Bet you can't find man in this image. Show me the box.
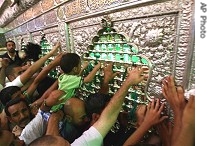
[61,97,90,143]
[19,62,118,144]
[0,40,24,66]
[0,42,61,137]
[4,41,60,89]
[29,65,150,145]
[85,93,137,146]
[0,52,62,108]
[4,97,34,137]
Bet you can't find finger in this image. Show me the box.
[158,102,165,113]
[151,99,155,109]
[187,95,195,107]
[155,98,160,111]
[112,72,120,78]
[169,76,177,95]
[147,102,151,110]
[159,116,168,123]
[176,86,185,102]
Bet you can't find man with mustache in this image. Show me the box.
[4,97,34,137]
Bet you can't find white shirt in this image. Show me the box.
[5,76,23,88]
[71,126,103,146]
[19,109,47,145]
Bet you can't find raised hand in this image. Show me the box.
[162,76,186,112]
[103,62,120,83]
[143,99,168,126]
[162,75,187,144]
[49,42,61,56]
[126,66,149,86]
[50,52,65,66]
[135,104,147,127]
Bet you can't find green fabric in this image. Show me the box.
[51,74,83,112]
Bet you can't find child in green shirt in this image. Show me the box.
[51,53,101,112]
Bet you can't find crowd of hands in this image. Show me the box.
[0,42,195,146]
[46,43,195,146]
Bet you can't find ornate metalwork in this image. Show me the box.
[87,0,123,10]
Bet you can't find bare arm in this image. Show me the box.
[0,58,9,87]
[83,62,101,83]
[93,66,148,137]
[162,76,186,144]
[99,62,120,94]
[30,80,59,115]
[20,42,61,85]
[123,99,167,146]
[79,61,89,76]
[45,110,64,136]
[172,95,195,146]
[156,121,172,146]
[26,53,63,97]
[40,89,64,112]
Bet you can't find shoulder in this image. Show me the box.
[0,52,8,57]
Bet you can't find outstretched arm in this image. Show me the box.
[123,99,168,146]
[45,110,64,136]
[40,89,64,112]
[0,58,9,87]
[172,95,195,146]
[162,76,186,144]
[83,62,101,83]
[93,66,148,137]
[26,53,63,98]
[99,62,120,94]
[20,42,61,85]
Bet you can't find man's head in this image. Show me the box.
[5,64,24,81]
[0,129,25,146]
[6,40,16,54]
[60,53,81,74]
[5,97,32,128]
[29,135,69,146]
[85,93,112,125]
[25,42,42,61]
[0,86,23,106]
[64,97,89,127]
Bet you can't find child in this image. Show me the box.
[50,53,101,112]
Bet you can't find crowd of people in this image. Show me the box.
[0,40,195,146]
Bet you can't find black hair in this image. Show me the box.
[25,42,42,61]
[0,86,21,106]
[60,53,81,73]
[5,64,19,78]
[85,93,112,118]
[5,40,15,46]
[4,97,29,117]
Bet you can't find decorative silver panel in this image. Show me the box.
[70,15,178,100]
